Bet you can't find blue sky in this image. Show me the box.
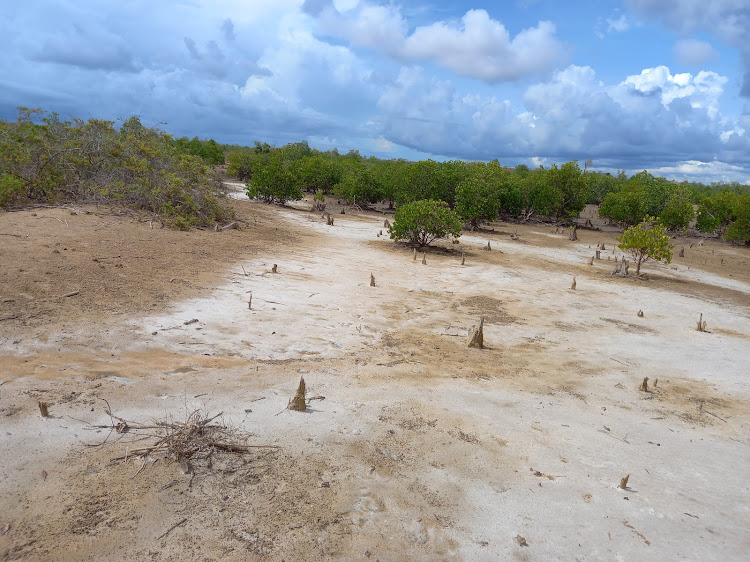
[1,0,748,183]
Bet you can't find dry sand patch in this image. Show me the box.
[1,198,749,560]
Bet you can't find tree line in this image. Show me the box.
[2,108,748,243]
[227,141,749,244]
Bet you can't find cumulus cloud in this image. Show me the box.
[625,0,750,96]
[673,39,720,67]
[376,64,749,169]
[314,4,570,82]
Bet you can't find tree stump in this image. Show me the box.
[615,259,629,276]
[588,256,594,265]
[340,208,345,214]
[271,264,278,274]
[248,292,253,310]
[653,378,658,388]
[696,313,707,332]
[461,252,465,266]
[379,230,383,236]
[467,316,484,349]
[595,250,601,260]
[486,240,491,250]
[413,248,417,261]
[571,276,577,290]
[326,214,334,226]
[289,377,306,411]
[569,226,578,241]
[638,377,649,392]
[637,309,643,317]
[601,243,605,250]
[370,273,375,287]
[38,401,49,418]
[384,219,390,228]
[619,475,630,489]
[679,247,684,257]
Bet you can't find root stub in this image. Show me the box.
[289,376,307,411]
[467,316,485,349]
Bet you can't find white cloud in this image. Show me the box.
[606,14,631,33]
[625,0,750,96]
[315,5,570,82]
[595,11,634,38]
[673,39,720,67]
[376,64,749,170]
[622,66,727,118]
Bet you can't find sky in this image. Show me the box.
[1,0,749,184]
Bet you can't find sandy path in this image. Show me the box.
[1,201,749,560]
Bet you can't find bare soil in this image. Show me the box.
[1,195,749,561]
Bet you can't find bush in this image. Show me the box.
[617,217,673,275]
[0,109,233,228]
[388,199,462,247]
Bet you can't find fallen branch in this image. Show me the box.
[158,518,187,540]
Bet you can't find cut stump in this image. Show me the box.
[467,316,485,349]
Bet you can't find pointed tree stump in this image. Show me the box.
[248,292,253,310]
[601,243,605,250]
[468,316,484,349]
[38,401,49,417]
[639,377,649,392]
[637,309,644,317]
[571,276,577,290]
[619,474,630,489]
[486,240,491,250]
[370,273,375,287]
[596,250,601,260]
[461,252,465,266]
[696,313,707,332]
[271,264,278,274]
[289,376,306,411]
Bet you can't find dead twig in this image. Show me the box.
[157,518,187,540]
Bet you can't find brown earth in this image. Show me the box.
[1,196,749,561]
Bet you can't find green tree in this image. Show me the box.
[659,186,694,230]
[724,194,750,244]
[246,151,302,204]
[388,199,462,247]
[617,217,674,276]
[454,162,502,229]
[549,160,588,219]
[333,164,382,205]
[696,190,736,234]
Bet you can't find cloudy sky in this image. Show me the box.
[1,0,749,183]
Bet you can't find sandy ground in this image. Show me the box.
[1,194,749,561]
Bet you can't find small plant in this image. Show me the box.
[617,217,673,276]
